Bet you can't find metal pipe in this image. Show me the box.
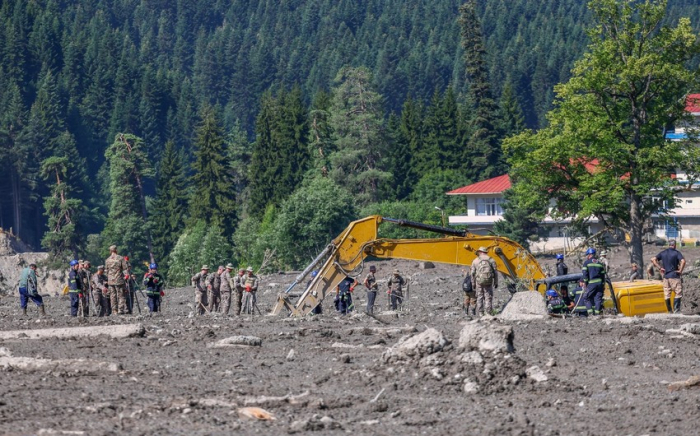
[382,217,467,237]
[284,244,334,294]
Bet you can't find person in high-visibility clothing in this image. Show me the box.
[582,248,606,316]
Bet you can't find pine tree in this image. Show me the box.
[151,140,189,269]
[308,90,334,177]
[39,156,83,259]
[459,0,503,180]
[499,81,526,139]
[329,66,391,205]
[102,134,155,266]
[189,105,236,235]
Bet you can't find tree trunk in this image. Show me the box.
[628,195,645,269]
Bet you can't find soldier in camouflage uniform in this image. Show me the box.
[363,265,379,314]
[105,245,130,315]
[92,265,110,317]
[220,264,234,315]
[78,261,92,317]
[207,265,223,313]
[233,267,246,316]
[123,256,137,314]
[191,265,209,315]
[241,266,259,314]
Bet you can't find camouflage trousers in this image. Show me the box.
[463,291,477,316]
[108,284,128,315]
[96,290,111,317]
[241,291,254,314]
[195,289,208,315]
[475,284,494,316]
[234,289,243,316]
[220,291,231,315]
[208,289,221,313]
[78,292,89,317]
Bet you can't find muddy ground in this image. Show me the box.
[2,246,700,435]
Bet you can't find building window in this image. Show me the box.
[476,197,504,216]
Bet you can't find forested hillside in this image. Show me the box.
[1,0,699,277]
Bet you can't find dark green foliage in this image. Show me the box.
[189,106,237,235]
[459,0,503,180]
[39,156,84,259]
[151,141,189,271]
[102,134,154,266]
[273,177,356,268]
[492,189,544,249]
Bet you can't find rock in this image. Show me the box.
[668,375,700,391]
[526,365,548,382]
[458,321,514,354]
[287,349,296,361]
[459,351,484,365]
[419,261,435,269]
[382,328,449,362]
[463,379,479,394]
[209,335,262,348]
[546,358,556,367]
[498,291,547,321]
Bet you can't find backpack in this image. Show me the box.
[462,275,473,293]
[475,258,495,286]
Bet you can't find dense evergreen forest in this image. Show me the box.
[1,0,700,280]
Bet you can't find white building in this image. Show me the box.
[446,94,700,249]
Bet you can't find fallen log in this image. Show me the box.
[0,347,120,373]
[0,324,145,341]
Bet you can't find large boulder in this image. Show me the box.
[382,328,449,362]
[458,321,514,354]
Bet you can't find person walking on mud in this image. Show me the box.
[19,263,45,316]
[471,247,498,316]
[652,239,686,313]
[68,260,83,317]
[582,248,606,316]
[92,265,110,316]
[105,245,130,315]
[220,264,234,315]
[387,270,406,311]
[143,263,164,313]
[191,265,210,315]
[363,265,379,314]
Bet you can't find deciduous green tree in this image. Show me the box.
[504,0,700,267]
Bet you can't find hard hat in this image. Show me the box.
[477,246,488,254]
[149,263,158,270]
[600,250,608,256]
[556,254,564,260]
[201,265,209,270]
[311,270,318,278]
[586,248,596,255]
[97,265,104,270]
[69,260,79,267]
[546,290,558,298]
[246,266,254,272]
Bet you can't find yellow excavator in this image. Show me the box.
[271,215,668,318]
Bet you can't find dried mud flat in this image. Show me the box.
[2,253,700,435]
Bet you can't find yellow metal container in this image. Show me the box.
[609,280,669,317]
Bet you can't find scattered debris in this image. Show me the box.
[526,365,548,382]
[237,407,276,421]
[668,375,700,391]
[289,414,341,433]
[242,390,311,407]
[0,324,145,340]
[287,349,296,361]
[208,335,262,348]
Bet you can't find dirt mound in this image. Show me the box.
[0,232,65,296]
[499,291,548,321]
[0,231,33,256]
[379,321,548,396]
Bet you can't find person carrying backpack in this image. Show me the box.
[461,270,476,315]
[470,247,498,316]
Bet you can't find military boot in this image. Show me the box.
[40,305,46,317]
[673,298,682,314]
[22,307,27,316]
[665,299,673,313]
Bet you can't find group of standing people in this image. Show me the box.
[547,240,686,316]
[67,245,165,317]
[191,264,259,316]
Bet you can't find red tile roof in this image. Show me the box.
[446,174,511,195]
[686,94,700,113]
